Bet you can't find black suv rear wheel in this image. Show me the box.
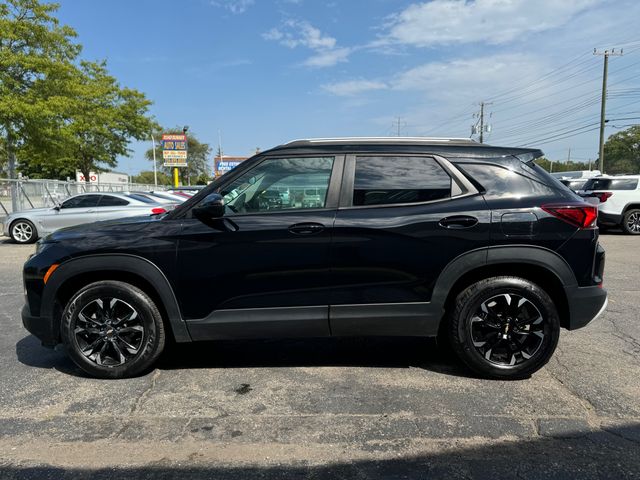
[61,281,165,379]
[449,276,560,380]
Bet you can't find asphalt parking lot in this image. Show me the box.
[0,233,639,479]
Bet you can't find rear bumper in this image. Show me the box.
[21,304,57,347]
[564,285,608,330]
[598,211,622,226]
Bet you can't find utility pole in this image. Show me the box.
[594,48,623,173]
[472,102,492,143]
[567,147,571,164]
[151,134,157,188]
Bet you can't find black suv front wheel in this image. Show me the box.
[449,276,560,380]
[61,281,166,378]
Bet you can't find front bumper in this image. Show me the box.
[564,285,608,330]
[21,304,57,347]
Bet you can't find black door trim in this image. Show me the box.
[329,302,440,337]
[186,305,330,340]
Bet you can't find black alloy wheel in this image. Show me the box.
[449,276,560,380]
[470,293,545,367]
[61,281,165,378]
[74,297,145,367]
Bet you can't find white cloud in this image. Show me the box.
[263,20,350,67]
[304,48,351,68]
[382,0,597,46]
[392,54,542,97]
[322,79,388,96]
[210,0,254,15]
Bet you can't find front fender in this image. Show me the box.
[41,254,191,343]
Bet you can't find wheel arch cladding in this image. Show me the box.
[42,254,191,343]
[432,246,575,330]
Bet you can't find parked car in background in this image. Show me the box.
[560,178,590,192]
[553,170,601,193]
[168,186,204,198]
[579,175,640,234]
[3,192,168,244]
[22,137,606,380]
[129,191,185,205]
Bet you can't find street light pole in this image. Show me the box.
[151,134,157,189]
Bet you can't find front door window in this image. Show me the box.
[219,157,334,214]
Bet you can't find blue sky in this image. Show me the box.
[55,0,640,175]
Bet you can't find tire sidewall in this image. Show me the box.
[453,278,560,379]
[10,219,37,244]
[61,282,164,379]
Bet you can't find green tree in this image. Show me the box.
[131,170,172,186]
[21,60,159,182]
[146,128,211,185]
[0,0,80,183]
[534,157,592,173]
[603,126,640,174]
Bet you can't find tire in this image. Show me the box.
[61,281,166,379]
[10,219,38,244]
[622,209,640,235]
[448,276,560,380]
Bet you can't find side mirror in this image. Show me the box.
[193,193,225,222]
[53,205,61,211]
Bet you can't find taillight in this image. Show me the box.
[541,203,598,229]
[594,192,613,203]
[151,207,167,215]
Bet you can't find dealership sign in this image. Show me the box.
[162,134,188,167]
[217,161,243,172]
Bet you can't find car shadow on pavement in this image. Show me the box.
[1,422,639,479]
[15,335,87,377]
[16,334,478,379]
[156,336,477,378]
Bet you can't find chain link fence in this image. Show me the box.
[0,178,168,217]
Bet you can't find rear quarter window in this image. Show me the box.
[456,163,555,199]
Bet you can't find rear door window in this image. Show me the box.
[352,156,452,206]
[98,195,129,207]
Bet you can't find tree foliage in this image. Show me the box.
[0,0,80,176]
[603,126,640,174]
[534,157,593,173]
[131,170,172,186]
[1,0,157,181]
[145,128,212,185]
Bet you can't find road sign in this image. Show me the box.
[162,134,188,167]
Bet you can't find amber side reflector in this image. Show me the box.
[43,264,59,284]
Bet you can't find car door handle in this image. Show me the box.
[288,222,325,235]
[438,215,478,229]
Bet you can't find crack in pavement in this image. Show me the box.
[130,369,161,416]
[604,315,640,358]
[546,346,599,427]
[114,370,162,439]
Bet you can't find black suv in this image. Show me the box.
[22,138,607,379]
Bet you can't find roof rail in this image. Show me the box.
[283,136,478,145]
